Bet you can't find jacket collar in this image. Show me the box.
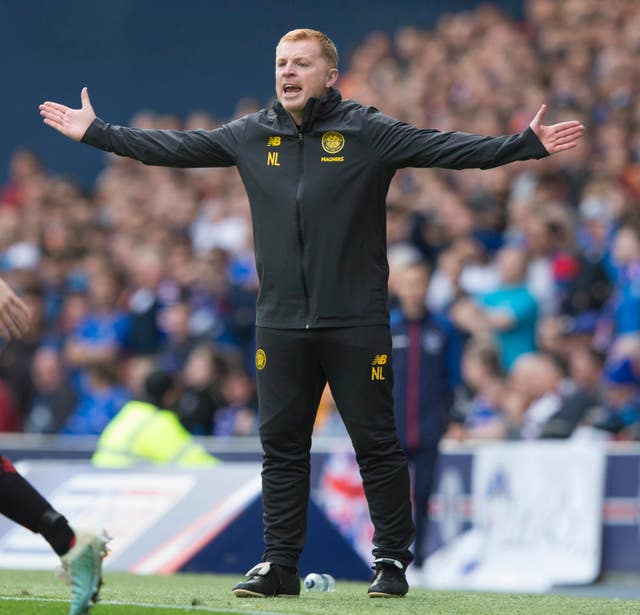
[273,87,342,133]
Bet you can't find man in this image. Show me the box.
[39,28,583,598]
[390,260,461,577]
[0,278,108,615]
[452,246,539,369]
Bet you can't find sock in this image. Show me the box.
[37,509,76,556]
[0,455,75,556]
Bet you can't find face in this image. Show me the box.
[497,247,527,285]
[275,39,338,121]
[612,228,640,265]
[395,265,430,309]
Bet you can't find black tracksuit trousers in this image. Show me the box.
[256,325,415,569]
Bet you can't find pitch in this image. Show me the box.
[0,570,638,614]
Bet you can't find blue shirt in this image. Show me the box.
[478,285,538,369]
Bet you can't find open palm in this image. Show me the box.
[39,87,96,142]
[529,104,584,155]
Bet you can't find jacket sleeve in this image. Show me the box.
[81,116,246,167]
[366,108,549,170]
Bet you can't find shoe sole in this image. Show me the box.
[232,589,299,598]
[368,591,406,598]
[86,533,110,604]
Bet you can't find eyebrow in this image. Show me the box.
[276,53,313,62]
[275,53,314,64]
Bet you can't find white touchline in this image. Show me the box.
[0,595,305,615]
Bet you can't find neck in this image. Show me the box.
[402,303,426,321]
[289,110,303,126]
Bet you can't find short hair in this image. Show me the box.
[277,29,339,69]
[464,340,503,378]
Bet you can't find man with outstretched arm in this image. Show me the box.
[40,28,583,598]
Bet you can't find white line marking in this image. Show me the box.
[0,595,304,614]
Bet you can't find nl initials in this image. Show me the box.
[267,151,281,166]
[371,366,385,381]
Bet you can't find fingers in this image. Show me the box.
[546,130,584,153]
[1,314,22,340]
[43,118,65,133]
[551,126,584,144]
[554,135,581,147]
[81,86,90,109]
[40,101,70,114]
[0,295,31,340]
[531,103,547,127]
[39,106,65,123]
[9,296,31,335]
[548,135,583,153]
[550,121,584,133]
[552,142,579,153]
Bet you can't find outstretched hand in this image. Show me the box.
[0,278,31,341]
[39,87,96,142]
[529,104,584,155]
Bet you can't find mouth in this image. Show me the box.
[282,84,303,98]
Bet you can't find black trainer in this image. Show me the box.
[232,562,300,598]
[368,558,409,598]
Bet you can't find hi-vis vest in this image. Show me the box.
[92,401,219,468]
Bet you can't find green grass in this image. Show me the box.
[0,570,638,615]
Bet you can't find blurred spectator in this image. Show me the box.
[390,260,461,570]
[93,368,218,467]
[505,352,564,439]
[603,223,640,339]
[62,363,130,435]
[214,368,258,436]
[63,267,131,375]
[0,378,20,432]
[540,345,605,438]
[0,149,43,208]
[586,352,640,439]
[452,340,507,440]
[176,343,226,435]
[0,282,48,416]
[156,299,201,373]
[124,244,167,355]
[453,246,538,369]
[23,346,77,434]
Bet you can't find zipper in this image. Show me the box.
[295,130,311,328]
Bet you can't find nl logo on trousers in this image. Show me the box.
[371,354,387,381]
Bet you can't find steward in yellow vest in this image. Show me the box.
[92,370,218,468]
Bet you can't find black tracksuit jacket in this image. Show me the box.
[82,88,548,329]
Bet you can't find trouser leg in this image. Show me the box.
[319,326,415,567]
[410,446,439,567]
[255,328,325,568]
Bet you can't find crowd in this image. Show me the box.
[1,0,640,442]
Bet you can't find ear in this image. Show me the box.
[326,67,339,88]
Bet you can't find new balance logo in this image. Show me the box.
[267,136,281,147]
[371,354,387,380]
